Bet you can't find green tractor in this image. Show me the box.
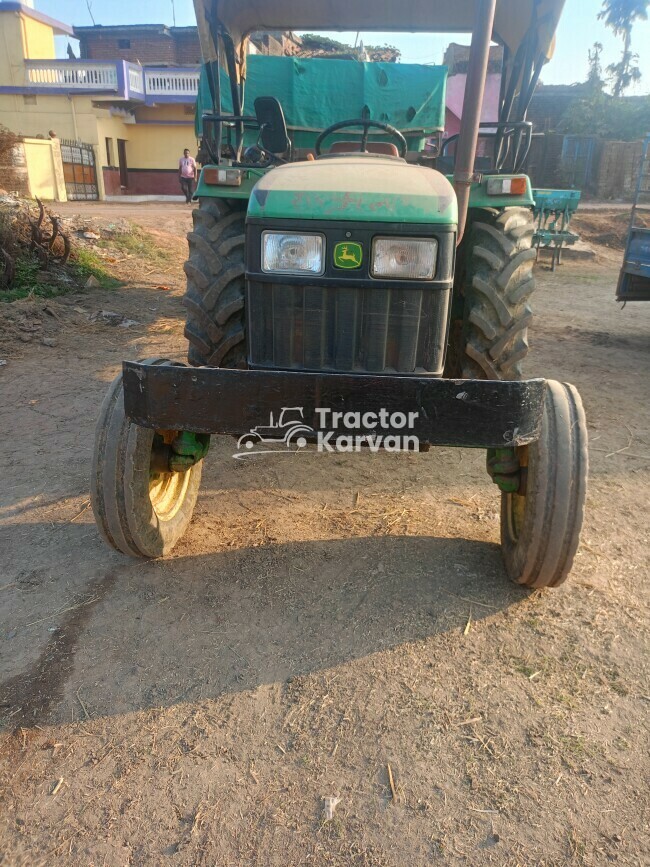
[91,0,588,590]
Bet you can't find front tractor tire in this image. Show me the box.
[91,360,203,558]
[500,380,588,589]
[449,207,536,380]
[183,198,247,368]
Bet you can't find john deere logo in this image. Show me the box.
[334,241,363,269]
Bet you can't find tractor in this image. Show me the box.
[91,0,588,590]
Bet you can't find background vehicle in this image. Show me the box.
[91,0,588,590]
[617,134,650,303]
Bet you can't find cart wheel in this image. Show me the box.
[91,359,203,558]
[500,380,588,588]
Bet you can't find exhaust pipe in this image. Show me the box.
[453,0,497,244]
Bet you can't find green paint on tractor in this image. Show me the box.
[195,165,534,219]
[246,155,459,225]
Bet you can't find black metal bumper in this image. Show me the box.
[122,362,546,449]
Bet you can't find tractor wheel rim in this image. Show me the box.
[149,469,191,521]
[506,491,526,542]
[505,444,529,542]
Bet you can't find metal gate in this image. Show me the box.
[60,139,98,201]
[559,136,596,190]
[617,135,650,302]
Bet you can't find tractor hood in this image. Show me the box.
[247,156,458,225]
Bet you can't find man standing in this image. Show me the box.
[179,148,197,204]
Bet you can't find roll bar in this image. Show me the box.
[197,0,563,240]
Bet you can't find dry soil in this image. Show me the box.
[0,203,649,866]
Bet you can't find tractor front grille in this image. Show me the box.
[245,219,456,376]
[247,282,451,374]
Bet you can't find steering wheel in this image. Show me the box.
[315,119,408,158]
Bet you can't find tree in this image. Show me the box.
[598,0,649,96]
[587,42,605,93]
[560,91,650,140]
[299,33,401,62]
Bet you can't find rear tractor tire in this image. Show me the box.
[183,197,247,368]
[499,380,588,589]
[447,206,536,380]
[91,359,203,558]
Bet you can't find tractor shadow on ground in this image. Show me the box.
[560,327,650,353]
[0,522,529,729]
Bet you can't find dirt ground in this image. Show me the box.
[1,203,649,866]
[571,209,650,253]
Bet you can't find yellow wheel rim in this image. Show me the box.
[149,431,192,521]
[149,470,191,521]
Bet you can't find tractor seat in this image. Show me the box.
[329,141,400,157]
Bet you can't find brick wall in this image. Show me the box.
[78,28,201,66]
[102,168,182,196]
[172,30,202,65]
[251,33,285,56]
[594,140,644,199]
[80,31,176,65]
[0,142,30,197]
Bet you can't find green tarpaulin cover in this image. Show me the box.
[196,56,447,150]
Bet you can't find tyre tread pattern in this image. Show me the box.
[461,207,536,380]
[183,198,247,367]
[501,380,588,589]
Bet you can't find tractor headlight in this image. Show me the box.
[262,232,325,275]
[371,237,437,280]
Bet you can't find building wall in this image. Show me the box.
[114,169,181,196]
[134,103,195,124]
[0,136,66,200]
[126,123,195,169]
[23,136,66,200]
[77,28,202,66]
[96,112,130,195]
[95,106,197,196]
[173,29,202,65]
[594,140,644,199]
[119,119,197,195]
[101,166,121,195]
[95,111,130,179]
[0,92,100,143]
[0,11,27,87]
[0,140,29,195]
[81,30,176,65]
[20,14,55,60]
[95,107,196,169]
[0,10,57,86]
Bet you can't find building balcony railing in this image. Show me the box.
[26,60,119,90]
[144,67,200,99]
[17,60,197,103]
[127,63,145,98]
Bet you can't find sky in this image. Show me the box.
[37,0,650,95]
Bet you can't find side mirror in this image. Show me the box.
[254,96,290,155]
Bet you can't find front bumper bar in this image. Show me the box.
[122,363,546,448]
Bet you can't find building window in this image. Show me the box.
[117,39,131,49]
[105,137,114,166]
[23,94,37,105]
